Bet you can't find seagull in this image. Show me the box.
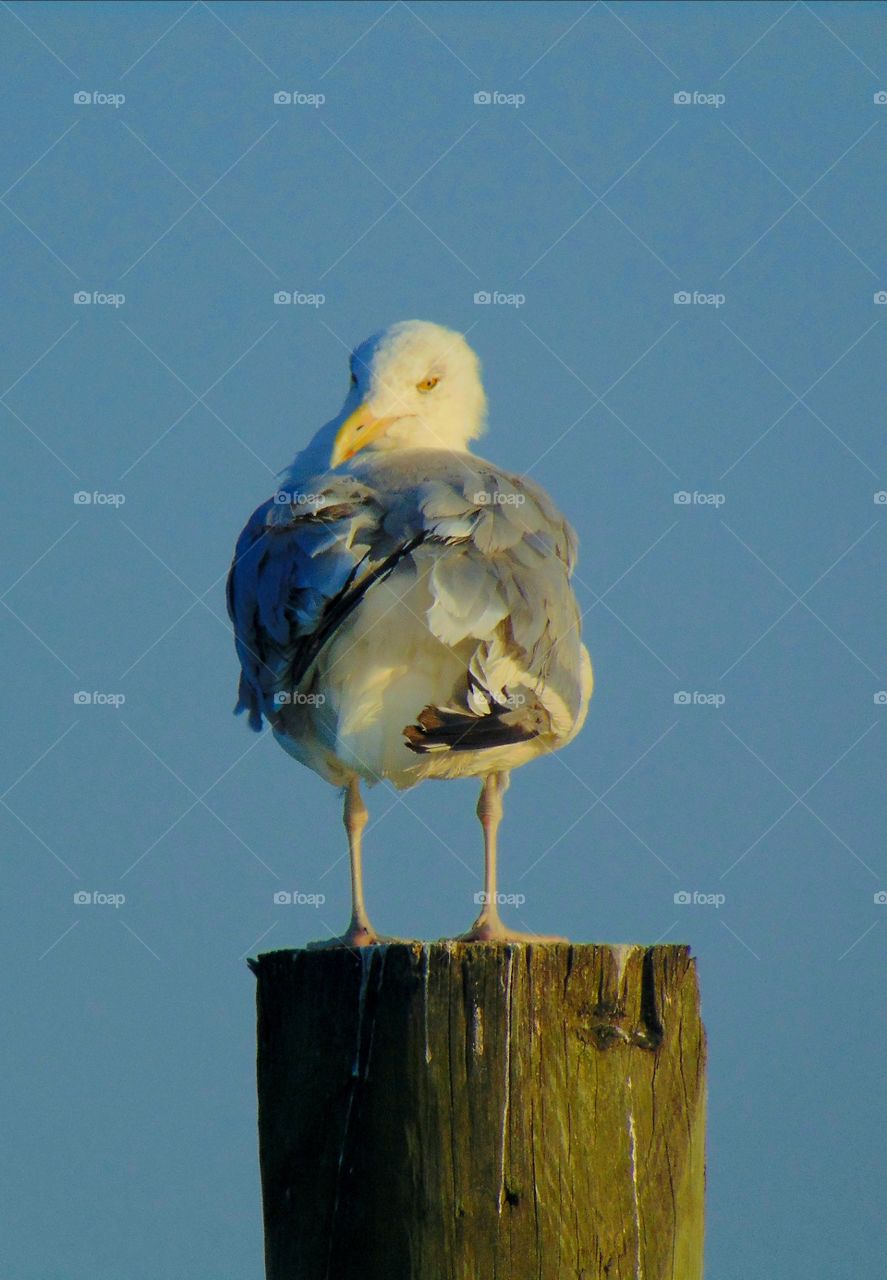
[227,321,592,946]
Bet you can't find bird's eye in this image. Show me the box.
[417,376,440,392]
[350,372,358,386]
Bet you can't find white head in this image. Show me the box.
[330,320,486,467]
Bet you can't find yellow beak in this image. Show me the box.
[330,403,397,468]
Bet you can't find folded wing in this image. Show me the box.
[227,454,591,759]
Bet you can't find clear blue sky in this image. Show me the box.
[2,3,885,1277]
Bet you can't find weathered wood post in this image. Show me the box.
[250,942,705,1280]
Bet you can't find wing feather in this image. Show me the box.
[228,451,591,755]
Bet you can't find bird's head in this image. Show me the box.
[330,320,487,468]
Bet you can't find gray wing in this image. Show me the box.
[226,477,418,731]
[395,456,591,753]
[227,454,591,752]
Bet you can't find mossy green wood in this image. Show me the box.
[252,942,706,1280]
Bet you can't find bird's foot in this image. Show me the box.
[454,915,567,944]
[307,920,409,950]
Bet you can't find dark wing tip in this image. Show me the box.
[403,703,541,755]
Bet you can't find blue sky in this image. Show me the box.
[1,3,885,1277]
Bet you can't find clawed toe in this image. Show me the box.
[307,920,378,949]
[454,916,567,944]
[307,923,413,950]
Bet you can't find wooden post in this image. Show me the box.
[250,942,706,1280]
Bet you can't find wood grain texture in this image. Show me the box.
[251,942,706,1280]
